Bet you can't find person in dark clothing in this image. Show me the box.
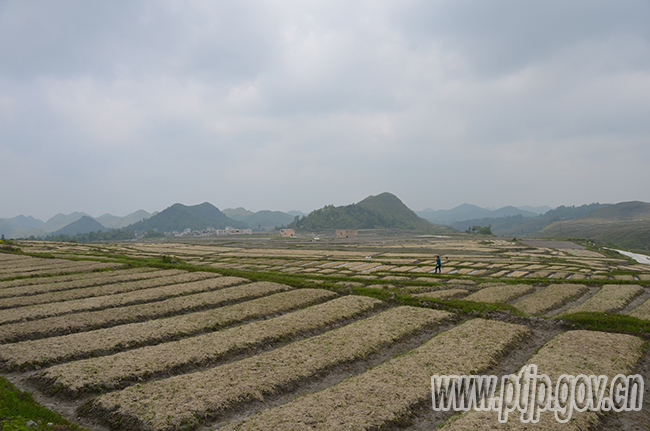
[434,255,442,273]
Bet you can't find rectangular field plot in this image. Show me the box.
[0,257,119,279]
[0,289,335,370]
[439,330,645,430]
[465,284,535,304]
[35,295,385,395]
[412,289,469,299]
[507,270,529,278]
[627,288,650,319]
[0,281,290,343]
[513,284,588,315]
[0,272,231,324]
[219,319,529,431]
[86,307,453,430]
[560,284,644,315]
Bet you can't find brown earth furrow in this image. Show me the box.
[219,319,529,431]
[0,272,227,324]
[34,295,384,395]
[85,306,453,431]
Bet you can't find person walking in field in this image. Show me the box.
[434,255,442,273]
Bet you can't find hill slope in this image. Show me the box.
[538,201,650,250]
[40,212,89,233]
[222,208,255,220]
[450,203,610,236]
[97,210,151,229]
[245,210,294,228]
[126,202,245,232]
[222,208,294,228]
[52,216,107,236]
[417,204,537,224]
[290,192,449,232]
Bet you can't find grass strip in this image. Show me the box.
[0,269,188,308]
[221,319,529,431]
[0,289,333,369]
[0,376,89,431]
[0,272,226,325]
[465,284,535,304]
[559,284,644,316]
[35,295,385,396]
[512,284,588,315]
[439,330,645,430]
[560,312,650,338]
[84,306,453,431]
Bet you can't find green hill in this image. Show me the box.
[96,210,151,229]
[538,201,650,251]
[573,201,650,222]
[290,192,449,232]
[52,216,107,236]
[40,212,89,233]
[222,208,294,228]
[245,210,294,228]
[222,208,255,220]
[126,202,245,233]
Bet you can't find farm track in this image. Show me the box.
[86,307,453,431]
[0,269,194,307]
[0,289,336,370]
[0,280,293,343]
[0,272,228,324]
[33,295,386,396]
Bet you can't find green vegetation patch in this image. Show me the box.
[560,312,650,339]
[0,376,87,430]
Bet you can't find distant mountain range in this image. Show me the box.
[449,203,610,236]
[416,204,540,225]
[0,210,151,239]
[2,198,650,251]
[290,192,450,232]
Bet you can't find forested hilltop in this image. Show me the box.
[289,192,450,232]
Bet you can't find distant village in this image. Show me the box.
[169,228,358,238]
[167,227,253,237]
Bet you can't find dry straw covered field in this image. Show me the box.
[0,236,649,430]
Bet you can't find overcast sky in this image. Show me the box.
[1,0,649,220]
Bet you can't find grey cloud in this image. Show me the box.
[1,0,649,220]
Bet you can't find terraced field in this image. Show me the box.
[1,238,649,430]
